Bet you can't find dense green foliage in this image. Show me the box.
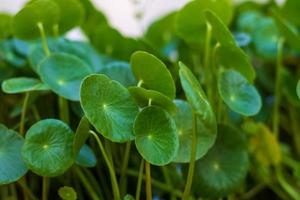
[0,0,300,199]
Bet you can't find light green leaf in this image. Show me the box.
[129,86,176,114]
[173,100,216,163]
[134,106,179,166]
[281,0,300,26]
[39,52,92,101]
[0,13,12,40]
[12,0,60,39]
[192,124,249,198]
[58,186,77,200]
[130,51,176,99]
[218,69,262,116]
[22,119,74,177]
[178,62,217,146]
[80,74,139,143]
[0,124,28,185]
[2,77,50,94]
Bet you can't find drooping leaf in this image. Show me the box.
[22,119,74,177]
[2,77,50,94]
[173,100,216,163]
[58,186,77,200]
[101,61,136,87]
[73,116,90,155]
[218,69,262,116]
[12,0,60,39]
[178,62,217,147]
[175,0,232,44]
[53,0,84,34]
[75,144,97,168]
[39,52,92,101]
[191,124,249,198]
[134,106,178,166]
[80,74,139,143]
[130,51,176,99]
[0,124,28,185]
[129,86,176,114]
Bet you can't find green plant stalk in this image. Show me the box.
[273,38,284,138]
[161,166,176,200]
[75,167,101,200]
[182,111,197,200]
[276,167,300,200]
[204,22,213,103]
[58,97,70,124]
[37,22,50,56]
[135,159,145,200]
[20,92,30,135]
[90,130,121,200]
[42,177,49,200]
[9,184,17,200]
[288,106,300,157]
[81,167,105,199]
[145,161,152,200]
[17,180,39,200]
[119,141,131,197]
[126,169,182,198]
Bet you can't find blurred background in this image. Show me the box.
[0,0,285,38]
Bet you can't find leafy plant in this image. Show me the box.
[0,0,300,199]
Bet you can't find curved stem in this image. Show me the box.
[135,159,144,200]
[145,161,152,200]
[37,22,50,56]
[273,38,284,138]
[119,141,131,197]
[204,22,213,103]
[75,167,101,200]
[90,130,121,200]
[182,111,197,200]
[20,92,30,136]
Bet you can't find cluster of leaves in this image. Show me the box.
[0,0,300,199]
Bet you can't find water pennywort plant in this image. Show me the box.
[0,0,300,199]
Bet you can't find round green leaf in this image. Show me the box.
[124,194,135,200]
[73,116,90,155]
[39,52,92,101]
[22,119,74,177]
[134,106,179,166]
[176,0,232,44]
[297,80,300,99]
[178,62,217,145]
[12,0,60,40]
[218,69,262,116]
[101,61,136,87]
[80,74,139,142]
[0,13,12,40]
[53,0,84,34]
[173,100,216,163]
[128,86,176,114]
[191,124,249,198]
[130,51,176,99]
[0,124,28,185]
[75,144,96,168]
[2,77,50,94]
[58,186,77,200]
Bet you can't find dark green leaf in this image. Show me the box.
[73,116,90,155]
[0,13,12,40]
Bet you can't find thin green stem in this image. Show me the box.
[58,97,70,124]
[145,161,152,200]
[75,167,101,200]
[42,177,49,200]
[37,22,50,56]
[204,22,213,103]
[119,141,131,197]
[81,167,104,200]
[276,167,300,200]
[182,111,197,200]
[135,159,144,200]
[162,166,176,200]
[20,92,30,136]
[273,38,284,138]
[17,180,39,200]
[90,130,121,200]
